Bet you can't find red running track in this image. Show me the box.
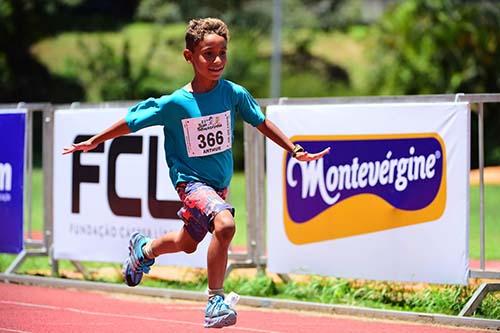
[0,282,487,333]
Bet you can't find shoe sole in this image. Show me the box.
[204,312,237,328]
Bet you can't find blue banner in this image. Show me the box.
[0,110,26,253]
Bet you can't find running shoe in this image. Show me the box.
[204,294,237,328]
[122,232,155,287]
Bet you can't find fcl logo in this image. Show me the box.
[283,134,447,244]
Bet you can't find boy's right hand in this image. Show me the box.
[62,140,98,155]
[295,147,331,162]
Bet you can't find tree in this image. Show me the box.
[370,0,499,95]
[0,0,141,102]
[0,1,81,101]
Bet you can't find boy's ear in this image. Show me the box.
[183,49,192,63]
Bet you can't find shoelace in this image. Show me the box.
[129,248,153,274]
[208,296,229,314]
[133,258,153,274]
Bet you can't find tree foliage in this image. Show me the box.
[0,0,142,102]
[70,35,166,101]
[0,0,81,102]
[369,0,500,95]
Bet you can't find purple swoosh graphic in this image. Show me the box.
[285,137,444,223]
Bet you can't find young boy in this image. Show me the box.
[63,17,329,328]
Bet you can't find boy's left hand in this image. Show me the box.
[295,147,331,162]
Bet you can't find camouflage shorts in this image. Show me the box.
[176,182,234,242]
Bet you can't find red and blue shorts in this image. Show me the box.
[176,182,234,242]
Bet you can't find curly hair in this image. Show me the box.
[185,18,230,51]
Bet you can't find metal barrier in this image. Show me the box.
[42,101,264,274]
[2,93,499,319]
[249,93,500,316]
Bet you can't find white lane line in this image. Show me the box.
[0,328,32,333]
[1,300,59,310]
[0,300,280,333]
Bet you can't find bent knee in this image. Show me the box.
[182,242,198,254]
[213,212,235,241]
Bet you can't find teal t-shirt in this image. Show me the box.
[125,79,265,189]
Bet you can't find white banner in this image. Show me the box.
[53,108,210,267]
[266,102,470,284]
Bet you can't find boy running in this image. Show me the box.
[63,17,329,328]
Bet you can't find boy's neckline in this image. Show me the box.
[183,80,221,95]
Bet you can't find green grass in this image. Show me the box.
[25,168,44,233]
[225,274,499,319]
[31,22,188,80]
[30,22,375,101]
[30,23,194,101]
[470,185,500,260]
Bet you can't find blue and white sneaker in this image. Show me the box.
[122,232,155,287]
[204,294,237,328]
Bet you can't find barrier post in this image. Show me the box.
[42,106,59,276]
[478,102,485,270]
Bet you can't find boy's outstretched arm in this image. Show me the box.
[256,119,330,162]
[62,118,131,155]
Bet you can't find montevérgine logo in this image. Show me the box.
[283,134,446,244]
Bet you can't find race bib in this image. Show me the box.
[182,111,232,157]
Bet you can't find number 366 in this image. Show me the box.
[197,131,224,148]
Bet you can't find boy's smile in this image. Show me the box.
[185,33,227,92]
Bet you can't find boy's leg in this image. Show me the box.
[147,227,199,256]
[123,227,199,287]
[204,210,237,328]
[170,182,237,328]
[123,183,206,287]
[207,209,235,292]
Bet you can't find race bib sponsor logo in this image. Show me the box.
[284,134,446,244]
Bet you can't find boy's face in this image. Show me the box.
[184,33,227,82]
